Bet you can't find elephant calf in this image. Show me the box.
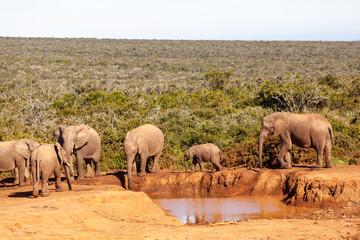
[184,143,223,172]
[30,143,72,198]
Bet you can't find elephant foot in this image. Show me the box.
[314,163,323,168]
[76,175,85,180]
[94,171,101,177]
[85,174,94,178]
[33,191,39,198]
[138,172,146,177]
[325,163,332,168]
[284,165,292,169]
[42,192,50,197]
[55,187,63,192]
[18,182,26,187]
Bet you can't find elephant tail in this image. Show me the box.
[329,125,334,145]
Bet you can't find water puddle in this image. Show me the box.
[151,195,316,224]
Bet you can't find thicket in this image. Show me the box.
[0,37,359,173]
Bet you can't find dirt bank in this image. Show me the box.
[122,165,360,208]
[0,165,359,239]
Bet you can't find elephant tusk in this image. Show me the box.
[65,163,71,167]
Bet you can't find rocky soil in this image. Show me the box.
[0,165,359,239]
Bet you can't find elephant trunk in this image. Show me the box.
[64,150,74,177]
[127,160,132,190]
[258,131,266,169]
[64,164,73,190]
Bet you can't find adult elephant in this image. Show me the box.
[124,124,164,190]
[184,143,223,172]
[258,112,334,169]
[31,143,72,197]
[0,138,40,186]
[53,125,101,180]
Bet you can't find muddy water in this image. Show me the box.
[151,196,317,224]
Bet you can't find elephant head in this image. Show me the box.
[258,113,289,168]
[183,148,194,173]
[54,142,72,191]
[53,125,91,177]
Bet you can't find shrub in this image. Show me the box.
[204,70,232,90]
[258,79,328,112]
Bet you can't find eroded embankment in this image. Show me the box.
[126,165,360,208]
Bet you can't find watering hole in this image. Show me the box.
[151,195,317,224]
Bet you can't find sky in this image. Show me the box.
[0,0,359,41]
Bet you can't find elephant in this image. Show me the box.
[184,143,223,172]
[53,125,101,180]
[124,124,164,190]
[0,138,40,186]
[258,112,334,169]
[31,143,73,197]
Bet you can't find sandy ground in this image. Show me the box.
[0,166,360,239]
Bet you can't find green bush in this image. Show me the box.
[204,70,232,90]
[258,79,328,112]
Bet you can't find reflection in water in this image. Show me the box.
[151,196,316,224]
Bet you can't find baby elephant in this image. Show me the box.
[30,143,73,198]
[184,143,223,172]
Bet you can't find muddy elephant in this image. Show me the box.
[124,124,164,190]
[31,143,72,197]
[258,112,334,169]
[0,138,40,186]
[184,143,223,172]
[53,125,101,180]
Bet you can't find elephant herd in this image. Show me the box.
[0,112,334,196]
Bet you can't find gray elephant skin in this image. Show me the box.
[31,143,72,197]
[0,138,40,186]
[53,125,101,180]
[184,143,223,172]
[124,124,164,190]
[258,112,334,169]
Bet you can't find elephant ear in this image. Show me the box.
[75,125,90,149]
[274,115,289,137]
[14,139,31,160]
[53,125,65,144]
[55,142,67,164]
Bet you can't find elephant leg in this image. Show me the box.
[132,161,137,175]
[138,153,148,177]
[211,155,223,171]
[198,158,205,171]
[191,158,196,172]
[284,152,292,168]
[151,152,161,173]
[278,135,292,169]
[314,143,325,168]
[85,159,94,178]
[93,158,101,177]
[13,168,19,185]
[42,174,50,197]
[54,169,63,192]
[75,152,85,180]
[17,163,26,187]
[324,142,332,168]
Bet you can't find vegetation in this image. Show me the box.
[0,37,359,172]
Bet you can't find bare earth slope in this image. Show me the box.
[0,165,359,239]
